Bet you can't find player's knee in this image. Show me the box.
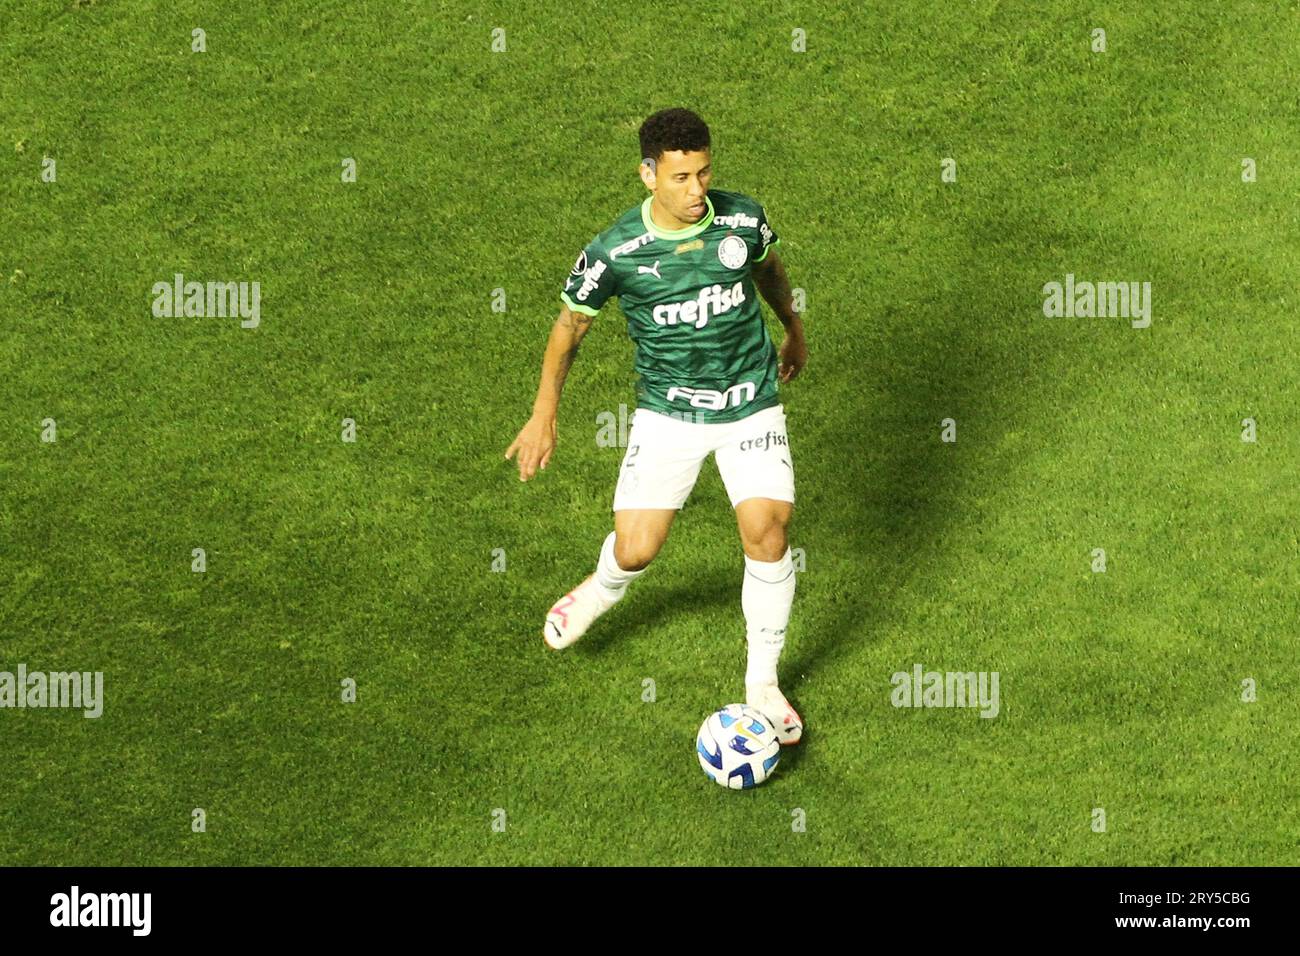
[747,532,788,562]
[614,534,661,572]
[742,516,789,561]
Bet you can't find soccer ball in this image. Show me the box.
[696,704,781,789]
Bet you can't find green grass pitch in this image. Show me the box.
[1,0,1297,865]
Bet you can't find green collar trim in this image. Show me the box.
[641,194,715,240]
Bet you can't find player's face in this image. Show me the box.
[650,149,713,223]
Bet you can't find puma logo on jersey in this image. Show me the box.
[637,260,661,278]
[651,281,745,330]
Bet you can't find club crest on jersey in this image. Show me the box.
[718,234,748,270]
[652,281,745,330]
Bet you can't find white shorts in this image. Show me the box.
[612,404,796,511]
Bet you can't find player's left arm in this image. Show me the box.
[753,248,807,383]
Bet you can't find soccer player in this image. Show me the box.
[504,108,808,744]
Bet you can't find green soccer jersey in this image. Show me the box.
[559,188,783,424]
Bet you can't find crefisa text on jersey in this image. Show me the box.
[652,282,746,329]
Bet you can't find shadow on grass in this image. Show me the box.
[782,292,1032,689]
[576,570,738,653]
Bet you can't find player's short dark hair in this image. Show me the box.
[639,108,711,165]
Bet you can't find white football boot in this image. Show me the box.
[747,683,803,745]
[543,574,621,650]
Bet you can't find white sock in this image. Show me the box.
[594,531,645,603]
[742,548,796,690]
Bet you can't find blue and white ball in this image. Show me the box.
[696,704,781,789]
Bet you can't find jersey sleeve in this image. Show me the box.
[754,204,781,263]
[560,238,618,316]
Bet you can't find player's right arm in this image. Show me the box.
[536,303,597,410]
[505,240,617,482]
[503,304,593,482]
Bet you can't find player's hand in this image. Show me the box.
[504,412,558,482]
[778,329,807,384]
